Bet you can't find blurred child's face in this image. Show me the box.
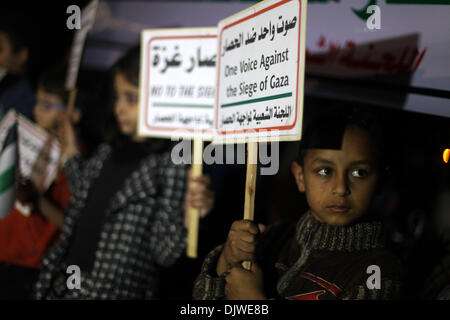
[0,31,27,74]
[292,127,379,226]
[33,88,65,134]
[113,72,141,141]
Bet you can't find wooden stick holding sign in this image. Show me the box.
[66,88,77,116]
[187,138,204,258]
[242,141,258,270]
[215,0,307,269]
[139,28,217,258]
[56,87,77,172]
[59,0,98,169]
[64,0,98,112]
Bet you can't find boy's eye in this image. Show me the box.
[317,168,331,176]
[37,100,65,111]
[37,100,51,109]
[125,94,138,105]
[38,100,56,111]
[351,169,368,178]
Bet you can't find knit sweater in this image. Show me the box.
[33,144,187,299]
[193,212,403,300]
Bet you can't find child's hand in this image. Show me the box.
[225,263,266,300]
[217,220,266,276]
[184,169,215,228]
[16,178,39,211]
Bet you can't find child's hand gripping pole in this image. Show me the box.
[243,141,258,270]
[187,138,203,258]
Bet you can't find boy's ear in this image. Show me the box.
[291,161,306,192]
[70,109,82,124]
[18,48,29,65]
[12,48,29,72]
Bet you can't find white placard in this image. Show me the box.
[65,0,99,90]
[138,28,217,140]
[17,115,61,192]
[0,110,16,148]
[215,0,307,143]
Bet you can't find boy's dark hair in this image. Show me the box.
[38,66,69,104]
[297,108,389,171]
[0,17,31,53]
[113,46,140,87]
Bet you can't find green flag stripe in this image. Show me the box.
[0,166,15,194]
[220,92,292,108]
[153,103,214,109]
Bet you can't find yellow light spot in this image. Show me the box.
[444,149,450,163]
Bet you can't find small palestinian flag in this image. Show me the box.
[0,121,17,219]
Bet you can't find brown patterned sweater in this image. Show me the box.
[193,212,403,300]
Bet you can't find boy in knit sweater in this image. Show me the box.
[193,110,403,300]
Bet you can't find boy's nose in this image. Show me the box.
[114,99,125,114]
[332,173,350,197]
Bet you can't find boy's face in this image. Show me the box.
[0,32,14,70]
[33,89,65,133]
[0,31,27,74]
[113,72,142,141]
[292,127,379,226]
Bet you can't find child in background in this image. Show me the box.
[193,110,403,300]
[0,17,35,120]
[0,66,80,299]
[33,46,214,299]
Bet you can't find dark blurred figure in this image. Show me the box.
[417,168,450,300]
[0,15,35,120]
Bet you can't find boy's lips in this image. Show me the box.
[327,205,350,213]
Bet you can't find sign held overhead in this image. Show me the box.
[138,28,217,140]
[215,0,308,143]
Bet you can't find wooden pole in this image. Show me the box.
[56,87,78,172]
[66,88,77,116]
[242,141,258,270]
[186,138,203,258]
